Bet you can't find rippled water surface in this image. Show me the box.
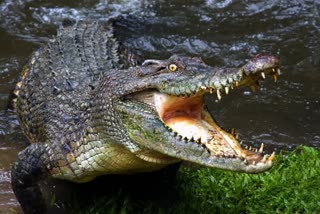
[0,0,319,212]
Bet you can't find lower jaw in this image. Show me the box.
[153,92,265,163]
[129,90,268,164]
[164,110,242,157]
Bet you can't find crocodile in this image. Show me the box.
[11,20,280,213]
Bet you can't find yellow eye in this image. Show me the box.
[168,64,178,72]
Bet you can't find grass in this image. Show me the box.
[69,146,320,214]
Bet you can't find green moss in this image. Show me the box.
[75,146,320,213]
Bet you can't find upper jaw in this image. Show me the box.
[159,55,280,99]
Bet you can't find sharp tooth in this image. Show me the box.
[258,143,264,153]
[217,89,221,100]
[272,68,275,73]
[262,155,268,162]
[273,74,278,82]
[235,81,239,87]
[249,146,252,151]
[225,86,229,95]
[252,161,256,165]
[269,152,275,161]
[240,141,243,145]
[276,68,281,75]
[261,72,266,79]
[210,88,213,94]
[231,128,235,136]
[235,133,239,139]
[254,148,258,152]
[243,159,248,164]
[197,137,202,144]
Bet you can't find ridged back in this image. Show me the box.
[14,21,123,144]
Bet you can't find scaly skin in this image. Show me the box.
[11,20,280,213]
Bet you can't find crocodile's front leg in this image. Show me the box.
[11,144,51,214]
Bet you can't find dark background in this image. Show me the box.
[0,0,319,212]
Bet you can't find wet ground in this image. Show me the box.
[0,0,319,212]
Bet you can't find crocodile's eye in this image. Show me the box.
[168,64,178,72]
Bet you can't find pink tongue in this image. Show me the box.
[166,115,241,157]
[154,93,203,122]
[166,116,214,142]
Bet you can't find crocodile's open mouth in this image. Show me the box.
[131,67,280,166]
[154,92,267,164]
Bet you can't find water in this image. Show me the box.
[0,0,319,212]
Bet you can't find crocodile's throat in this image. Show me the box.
[132,90,273,165]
